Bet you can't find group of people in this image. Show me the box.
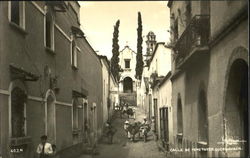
[36,115,155,157]
[37,135,57,158]
[118,103,136,119]
[123,116,150,141]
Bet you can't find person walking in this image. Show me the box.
[132,107,136,120]
[142,116,149,125]
[105,121,116,144]
[122,104,128,118]
[36,135,53,158]
[139,117,150,141]
[123,120,131,139]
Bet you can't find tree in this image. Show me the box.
[111,20,120,81]
[135,12,144,80]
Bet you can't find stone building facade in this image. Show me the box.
[168,0,248,157]
[0,1,103,158]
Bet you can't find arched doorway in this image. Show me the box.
[225,59,248,157]
[123,77,133,93]
[177,95,183,134]
[198,89,208,143]
[45,91,56,144]
[11,87,27,137]
[198,88,208,157]
[177,94,183,148]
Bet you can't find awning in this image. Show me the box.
[9,64,39,81]
[71,26,85,38]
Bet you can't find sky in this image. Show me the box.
[79,1,170,59]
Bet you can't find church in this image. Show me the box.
[118,45,138,106]
[118,32,157,107]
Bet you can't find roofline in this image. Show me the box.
[98,55,110,69]
[83,37,103,66]
[98,55,118,85]
[120,45,136,54]
[159,71,172,87]
[98,55,108,61]
[76,1,80,7]
[167,0,173,8]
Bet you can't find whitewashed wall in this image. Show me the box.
[158,78,173,144]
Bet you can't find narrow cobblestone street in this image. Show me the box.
[78,107,166,158]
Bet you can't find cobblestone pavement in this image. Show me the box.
[77,107,166,158]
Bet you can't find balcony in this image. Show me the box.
[173,15,210,69]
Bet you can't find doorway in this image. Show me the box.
[153,98,158,136]
[225,59,248,157]
[123,77,133,93]
[46,94,56,144]
[198,89,208,143]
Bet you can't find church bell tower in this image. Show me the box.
[145,31,157,65]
